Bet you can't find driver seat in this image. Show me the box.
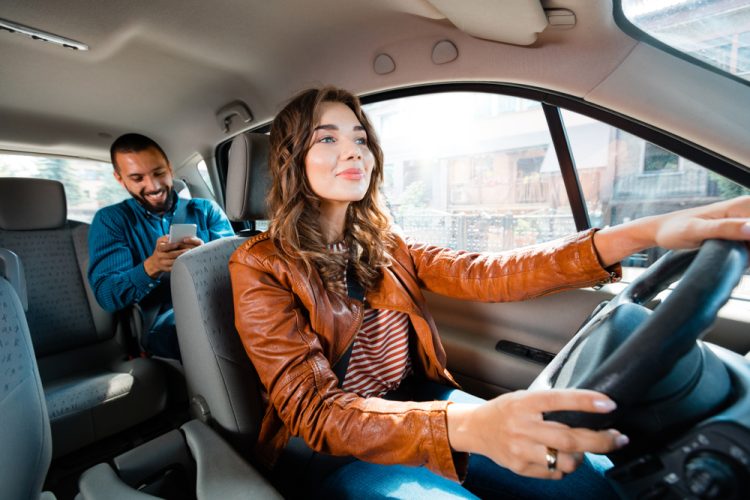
[170,131,271,455]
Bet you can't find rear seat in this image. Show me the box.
[0,177,169,458]
[0,248,54,500]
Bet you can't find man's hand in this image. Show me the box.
[143,235,204,277]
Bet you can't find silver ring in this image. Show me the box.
[545,447,558,472]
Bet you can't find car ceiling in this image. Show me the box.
[1,0,749,172]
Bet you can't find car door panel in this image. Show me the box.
[428,287,750,400]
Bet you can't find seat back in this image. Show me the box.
[0,177,169,458]
[172,132,270,451]
[0,249,52,500]
[0,178,114,358]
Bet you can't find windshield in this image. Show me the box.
[620,0,750,82]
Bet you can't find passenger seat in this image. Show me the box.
[0,178,169,458]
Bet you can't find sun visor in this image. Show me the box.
[426,0,548,46]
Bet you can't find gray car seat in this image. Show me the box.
[73,133,280,499]
[0,178,168,458]
[0,249,55,500]
[0,244,278,500]
[170,132,270,454]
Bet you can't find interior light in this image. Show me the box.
[0,17,89,51]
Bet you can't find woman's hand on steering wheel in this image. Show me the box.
[593,195,750,268]
[446,389,629,479]
[652,196,750,250]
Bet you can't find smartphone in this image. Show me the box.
[168,223,197,243]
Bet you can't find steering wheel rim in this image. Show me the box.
[529,239,748,429]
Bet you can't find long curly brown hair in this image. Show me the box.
[267,86,396,296]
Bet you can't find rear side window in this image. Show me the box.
[0,153,128,223]
[197,159,215,195]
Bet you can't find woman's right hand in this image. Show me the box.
[446,389,628,479]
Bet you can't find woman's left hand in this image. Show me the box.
[652,195,750,250]
[594,195,750,267]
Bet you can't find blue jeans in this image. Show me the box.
[274,380,619,499]
[143,307,181,360]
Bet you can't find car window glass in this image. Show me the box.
[197,159,214,195]
[0,153,129,223]
[561,108,750,295]
[363,92,574,252]
[620,0,750,83]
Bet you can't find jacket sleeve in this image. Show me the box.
[406,228,621,302]
[87,208,160,312]
[229,248,463,481]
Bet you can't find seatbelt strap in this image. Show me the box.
[171,195,189,224]
[137,196,188,347]
[123,197,186,349]
[334,263,365,387]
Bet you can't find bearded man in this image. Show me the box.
[88,133,234,359]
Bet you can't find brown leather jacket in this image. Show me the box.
[229,229,620,481]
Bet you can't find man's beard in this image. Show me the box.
[130,185,174,214]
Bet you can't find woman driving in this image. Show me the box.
[229,86,750,499]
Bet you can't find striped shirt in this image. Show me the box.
[328,242,412,398]
[342,307,412,397]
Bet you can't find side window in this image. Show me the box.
[365,91,749,295]
[364,93,574,252]
[0,153,128,223]
[560,108,750,288]
[197,159,215,195]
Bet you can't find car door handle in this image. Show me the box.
[495,340,555,365]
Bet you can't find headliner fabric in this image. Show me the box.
[225,132,270,222]
[0,178,67,230]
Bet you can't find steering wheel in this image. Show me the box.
[529,239,748,432]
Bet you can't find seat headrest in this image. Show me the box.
[173,178,192,199]
[0,248,28,311]
[225,132,271,222]
[0,178,67,230]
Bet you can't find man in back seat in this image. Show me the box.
[88,133,234,360]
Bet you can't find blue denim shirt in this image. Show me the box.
[88,192,234,313]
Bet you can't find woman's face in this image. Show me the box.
[305,101,374,208]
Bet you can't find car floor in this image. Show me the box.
[43,390,191,499]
